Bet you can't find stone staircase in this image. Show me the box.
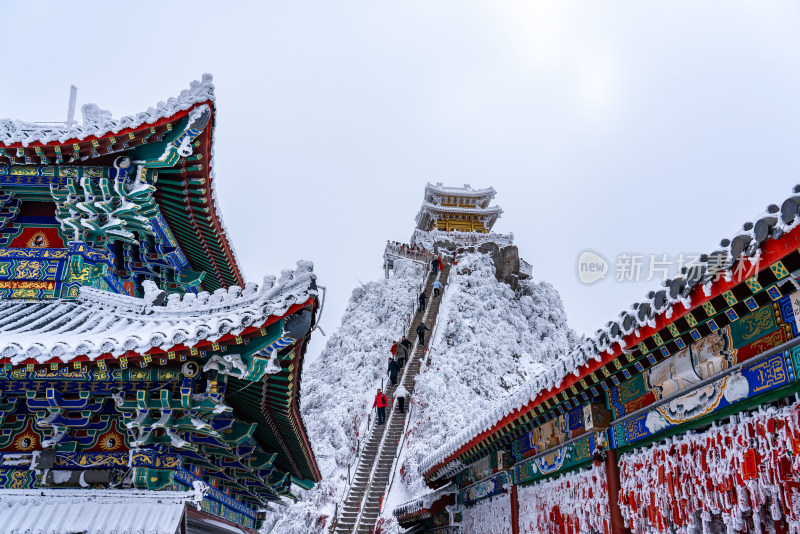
[334,265,450,534]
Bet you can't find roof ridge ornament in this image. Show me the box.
[65,85,78,126]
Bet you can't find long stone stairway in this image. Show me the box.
[334,264,450,534]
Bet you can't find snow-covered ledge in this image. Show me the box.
[393,483,456,518]
[0,261,317,364]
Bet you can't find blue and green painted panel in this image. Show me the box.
[0,366,179,384]
[458,471,509,505]
[175,467,258,524]
[511,433,599,486]
[616,351,794,447]
[729,305,779,349]
[0,243,126,299]
[0,164,114,187]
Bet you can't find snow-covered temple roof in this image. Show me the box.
[421,185,800,480]
[0,74,243,293]
[394,483,456,521]
[424,182,497,203]
[415,182,503,232]
[0,77,322,526]
[0,261,316,364]
[0,488,201,534]
[0,76,214,147]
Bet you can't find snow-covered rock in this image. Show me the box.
[411,228,514,251]
[400,251,577,497]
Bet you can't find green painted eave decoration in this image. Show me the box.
[292,477,315,491]
[248,451,277,470]
[232,323,283,382]
[226,380,304,479]
[268,470,289,489]
[134,467,174,490]
[179,268,205,287]
[131,107,210,169]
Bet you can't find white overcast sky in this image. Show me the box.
[3,2,800,359]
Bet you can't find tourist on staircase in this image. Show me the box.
[418,290,427,312]
[387,357,400,386]
[432,278,443,298]
[400,336,412,362]
[394,384,409,414]
[396,338,409,367]
[373,389,388,425]
[416,322,430,346]
[431,256,440,275]
[390,341,398,359]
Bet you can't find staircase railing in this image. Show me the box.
[423,269,449,369]
[351,320,428,532]
[380,400,414,515]
[336,424,367,515]
[384,243,435,279]
[384,242,434,265]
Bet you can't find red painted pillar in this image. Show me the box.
[605,450,630,534]
[510,484,520,534]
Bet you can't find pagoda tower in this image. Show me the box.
[414,182,502,233]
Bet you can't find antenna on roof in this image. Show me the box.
[65,85,78,126]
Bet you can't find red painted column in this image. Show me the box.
[605,450,630,534]
[510,484,520,534]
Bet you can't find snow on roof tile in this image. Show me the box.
[394,482,456,519]
[418,202,503,216]
[0,487,202,534]
[0,261,317,364]
[424,182,497,199]
[0,75,215,147]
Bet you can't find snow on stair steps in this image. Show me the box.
[349,267,449,534]
[334,267,449,534]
